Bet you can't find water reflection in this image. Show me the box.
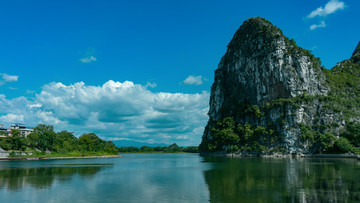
[203,157,360,202]
[0,162,112,191]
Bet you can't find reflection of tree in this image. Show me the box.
[203,157,360,202]
[0,165,111,191]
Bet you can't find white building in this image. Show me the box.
[10,123,34,137]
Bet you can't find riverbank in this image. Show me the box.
[201,151,360,159]
[0,154,122,161]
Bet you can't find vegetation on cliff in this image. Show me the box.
[200,17,360,155]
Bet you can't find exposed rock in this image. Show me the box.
[0,147,10,158]
[200,17,360,155]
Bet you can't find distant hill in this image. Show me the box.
[112,140,168,148]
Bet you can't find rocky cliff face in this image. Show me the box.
[200,17,360,155]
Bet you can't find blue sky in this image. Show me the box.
[0,0,359,146]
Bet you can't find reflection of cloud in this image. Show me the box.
[0,80,209,146]
[48,154,210,203]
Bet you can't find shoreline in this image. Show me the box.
[200,151,360,159]
[0,155,122,161]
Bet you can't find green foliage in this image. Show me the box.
[245,105,262,118]
[318,132,336,153]
[30,124,56,151]
[118,144,198,153]
[299,123,315,143]
[300,123,342,153]
[322,60,360,121]
[0,129,27,151]
[1,124,119,155]
[79,133,103,152]
[104,141,118,154]
[210,117,239,152]
[183,146,199,153]
[167,143,181,152]
[140,146,154,152]
[54,130,78,153]
[333,137,353,153]
[119,146,140,152]
[343,122,360,147]
[200,117,281,153]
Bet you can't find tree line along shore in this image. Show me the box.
[0,124,199,159]
[0,124,120,158]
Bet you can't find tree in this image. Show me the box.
[211,117,240,151]
[168,143,181,152]
[104,141,118,154]
[11,129,27,151]
[54,131,78,152]
[334,137,353,153]
[318,132,336,153]
[79,133,104,152]
[183,146,198,153]
[28,124,56,151]
[344,122,360,147]
[140,146,154,152]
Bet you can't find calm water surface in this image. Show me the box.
[0,154,360,202]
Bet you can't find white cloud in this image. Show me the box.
[0,73,19,86]
[310,21,326,30]
[0,80,209,146]
[307,0,345,18]
[183,75,207,86]
[0,114,24,123]
[2,73,18,82]
[146,82,157,88]
[28,104,42,108]
[80,56,97,63]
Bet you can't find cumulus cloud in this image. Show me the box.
[183,75,207,86]
[0,114,24,123]
[80,56,97,63]
[310,21,326,30]
[306,0,345,31]
[307,0,345,18]
[0,73,19,86]
[0,80,209,146]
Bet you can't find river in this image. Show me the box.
[0,153,359,202]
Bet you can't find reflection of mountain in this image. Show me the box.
[203,158,360,202]
[0,164,112,191]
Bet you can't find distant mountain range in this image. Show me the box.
[112,140,168,148]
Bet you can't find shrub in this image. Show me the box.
[334,137,353,153]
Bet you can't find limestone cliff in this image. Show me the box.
[200,17,360,155]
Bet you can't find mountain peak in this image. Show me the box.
[227,17,283,52]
